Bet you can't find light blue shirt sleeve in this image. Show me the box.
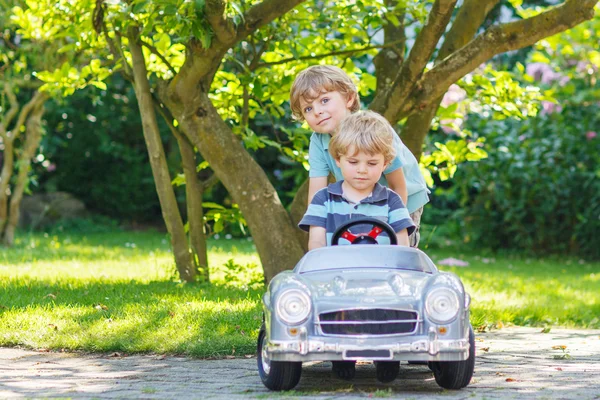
[308,133,330,178]
[383,133,405,175]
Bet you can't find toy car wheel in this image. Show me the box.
[257,325,302,391]
[375,361,400,383]
[430,324,475,389]
[332,361,356,380]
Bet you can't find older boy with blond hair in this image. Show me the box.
[290,65,429,247]
[298,110,415,250]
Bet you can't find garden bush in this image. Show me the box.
[445,106,599,258]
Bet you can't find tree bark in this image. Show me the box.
[160,84,305,282]
[4,97,47,246]
[128,27,196,282]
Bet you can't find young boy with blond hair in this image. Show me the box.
[290,65,429,247]
[298,110,415,249]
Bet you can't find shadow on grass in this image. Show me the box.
[0,279,264,358]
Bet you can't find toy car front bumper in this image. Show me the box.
[266,327,470,362]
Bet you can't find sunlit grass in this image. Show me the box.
[428,251,600,329]
[1,230,598,357]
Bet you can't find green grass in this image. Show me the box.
[1,230,598,357]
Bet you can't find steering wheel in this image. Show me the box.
[331,217,398,246]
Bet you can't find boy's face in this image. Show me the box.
[299,90,354,135]
[335,147,387,194]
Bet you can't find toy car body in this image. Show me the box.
[257,244,475,391]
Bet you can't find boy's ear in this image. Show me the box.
[335,158,341,168]
[345,93,355,109]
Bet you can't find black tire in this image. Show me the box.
[257,325,302,391]
[430,324,476,389]
[332,361,356,380]
[375,361,400,383]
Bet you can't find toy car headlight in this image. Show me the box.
[425,287,460,324]
[275,289,312,325]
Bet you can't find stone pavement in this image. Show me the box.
[1,327,599,399]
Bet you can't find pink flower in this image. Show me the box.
[441,84,467,108]
[586,131,597,140]
[541,100,562,115]
[526,62,569,86]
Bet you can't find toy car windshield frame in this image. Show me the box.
[293,245,437,275]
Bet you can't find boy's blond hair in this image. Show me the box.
[290,65,360,121]
[329,111,396,164]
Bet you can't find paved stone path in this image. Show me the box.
[1,327,599,399]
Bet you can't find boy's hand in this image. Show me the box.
[308,226,327,250]
[396,229,409,247]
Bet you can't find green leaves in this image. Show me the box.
[462,64,547,121]
[421,138,488,182]
[203,203,246,235]
[35,60,112,97]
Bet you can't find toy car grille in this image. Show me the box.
[318,309,418,335]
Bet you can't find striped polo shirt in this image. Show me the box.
[298,181,416,246]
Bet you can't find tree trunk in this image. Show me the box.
[0,89,45,240]
[160,87,305,282]
[0,137,14,237]
[178,135,210,282]
[401,107,438,160]
[155,99,210,282]
[128,27,196,282]
[4,99,47,246]
[288,178,309,253]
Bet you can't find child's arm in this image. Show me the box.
[386,168,408,206]
[308,226,327,250]
[395,228,409,247]
[308,176,328,203]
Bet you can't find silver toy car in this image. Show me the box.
[257,218,475,391]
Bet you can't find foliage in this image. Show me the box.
[1,232,599,356]
[202,202,247,237]
[217,258,264,290]
[454,108,599,258]
[37,75,164,221]
[432,11,600,259]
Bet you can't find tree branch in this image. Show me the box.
[206,0,236,44]
[371,0,456,114]
[438,0,500,58]
[399,0,457,88]
[235,0,306,45]
[2,83,19,133]
[374,0,406,95]
[255,40,405,69]
[392,0,597,121]
[8,91,45,142]
[114,30,134,81]
[397,0,500,158]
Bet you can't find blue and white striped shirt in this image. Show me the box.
[298,181,416,246]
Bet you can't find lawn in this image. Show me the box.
[1,230,598,357]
